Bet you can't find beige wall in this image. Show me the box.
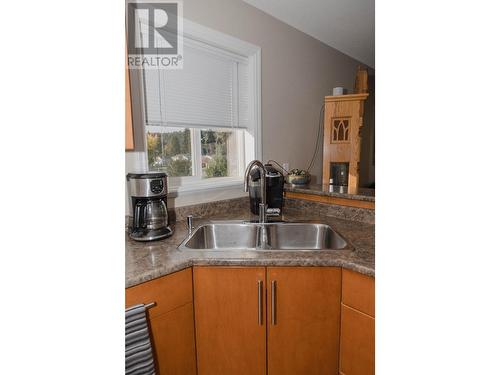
[128,0,375,186]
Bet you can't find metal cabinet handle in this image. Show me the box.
[257,280,263,325]
[271,280,277,325]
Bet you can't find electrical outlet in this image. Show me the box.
[283,162,289,172]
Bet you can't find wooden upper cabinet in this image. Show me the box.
[125,51,134,150]
[267,267,342,375]
[193,266,267,375]
[125,269,196,375]
[322,94,368,193]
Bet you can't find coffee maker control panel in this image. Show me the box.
[150,179,164,194]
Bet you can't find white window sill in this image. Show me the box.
[165,178,248,208]
[167,177,244,196]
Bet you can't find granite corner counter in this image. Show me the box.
[125,196,375,375]
[126,197,374,288]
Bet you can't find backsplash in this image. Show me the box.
[126,196,374,227]
[168,197,249,223]
[284,197,375,224]
[172,196,374,224]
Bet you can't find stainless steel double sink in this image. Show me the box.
[178,221,350,251]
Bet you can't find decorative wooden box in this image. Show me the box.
[322,93,369,193]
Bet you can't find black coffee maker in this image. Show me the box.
[248,163,285,217]
[127,172,173,241]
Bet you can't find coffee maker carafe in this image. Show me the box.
[127,172,173,241]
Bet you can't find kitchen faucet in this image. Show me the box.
[244,160,268,223]
[244,160,270,249]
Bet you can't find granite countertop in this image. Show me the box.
[284,183,375,202]
[126,210,374,288]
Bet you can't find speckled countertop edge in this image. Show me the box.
[126,211,374,288]
[284,184,375,202]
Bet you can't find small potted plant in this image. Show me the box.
[286,168,311,185]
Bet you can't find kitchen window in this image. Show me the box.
[139,20,261,192]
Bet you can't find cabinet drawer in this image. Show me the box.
[126,268,193,319]
[342,268,375,317]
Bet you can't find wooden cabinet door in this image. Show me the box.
[342,269,375,317]
[149,303,197,375]
[340,304,375,375]
[267,267,342,375]
[126,269,196,375]
[193,266,266,375]
[125,52,134,150]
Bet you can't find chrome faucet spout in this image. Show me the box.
[244,160,268,224]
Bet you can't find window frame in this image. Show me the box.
[138,19,262,194]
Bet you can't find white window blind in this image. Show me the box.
[142,40,250,130]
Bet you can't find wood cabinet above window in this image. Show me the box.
[125,53,134,150]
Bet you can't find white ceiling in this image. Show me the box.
[242,0,374,68]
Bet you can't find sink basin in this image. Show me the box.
[178,221,350,251]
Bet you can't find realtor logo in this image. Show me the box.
[126,0,183,69]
